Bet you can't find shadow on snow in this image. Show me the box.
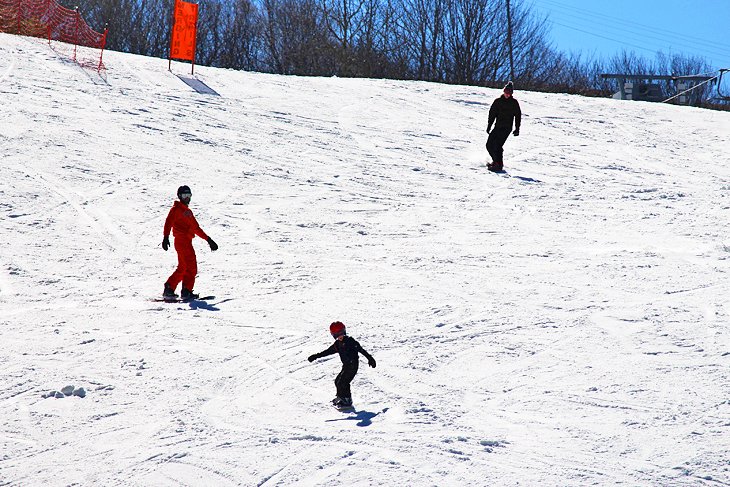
[187,300,221,311]
[325,407,389,427]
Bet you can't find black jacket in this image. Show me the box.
[488,95,521,131]
[311,336,374,364]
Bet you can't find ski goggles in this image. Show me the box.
[331,330,346,338]
[179,192,192,198]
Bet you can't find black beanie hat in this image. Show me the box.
[177,185,191,197]
[504,81,514,93]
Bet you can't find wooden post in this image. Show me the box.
[191,11,197,76]
[73,7,79,62]
[97,25,108,72]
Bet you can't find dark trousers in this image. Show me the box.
[335,361,359,399]
[486,127,511,164]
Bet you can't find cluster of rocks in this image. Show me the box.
[42,385,86,399]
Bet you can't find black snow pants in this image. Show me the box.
[486,127,511,164]
[335,360,359,399]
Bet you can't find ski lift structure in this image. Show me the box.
[717,69,730,101]
[601,73,716,105]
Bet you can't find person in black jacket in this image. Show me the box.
[308,321,376,408]
[486,81,521,172]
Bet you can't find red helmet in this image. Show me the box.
[330,321,346,338]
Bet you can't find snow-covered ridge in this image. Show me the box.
[1,33,728,485]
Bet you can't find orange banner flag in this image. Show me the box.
[169,0,198,62]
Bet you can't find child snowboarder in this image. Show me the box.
[308,321,376,408]
[161,185,218,300]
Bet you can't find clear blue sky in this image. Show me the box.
[532,0,730,71]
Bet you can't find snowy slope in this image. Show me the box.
[1,33,729,486]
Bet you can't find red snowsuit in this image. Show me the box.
[164,201,209,292]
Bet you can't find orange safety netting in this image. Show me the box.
[0,0,108,71]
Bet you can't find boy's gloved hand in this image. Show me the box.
[162,236,170,251]
[207,237,218,251]
[368,357,376,368]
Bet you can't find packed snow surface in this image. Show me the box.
[1,34,728,486]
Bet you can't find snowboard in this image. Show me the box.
[332,399,355,411]
[151,295,215,303]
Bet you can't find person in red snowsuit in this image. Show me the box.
[162,185,218,299]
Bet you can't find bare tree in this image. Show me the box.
[262,0,334,75]
[261,0,284,73]
[400,0,447,81]
[196,0,225,65]
[444,0,499,84]
[349,0,406,77]
[217,0,263,70]
[320,0,368,75]
[78,0,165,56]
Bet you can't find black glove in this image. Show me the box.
[486,126,492,134]
[513,128,520,136]
[308,354,317,362]
[207,237,218,251]
[162,236,170,251]
[368,357,376,368]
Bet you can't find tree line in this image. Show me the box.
[72,0,724,105]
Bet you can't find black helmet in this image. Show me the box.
[177,185,191,198]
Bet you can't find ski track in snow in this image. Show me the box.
[1,33,729,486]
